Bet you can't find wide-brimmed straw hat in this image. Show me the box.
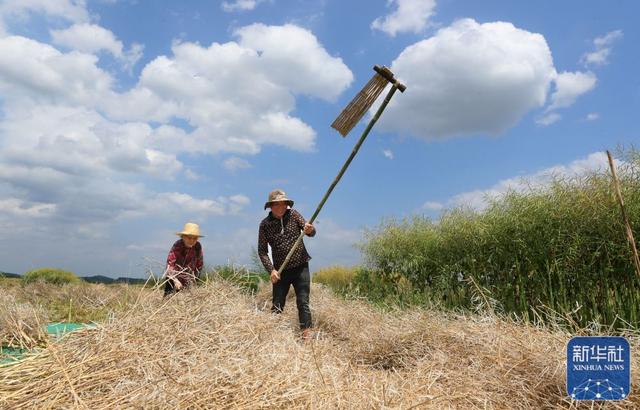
[264,189,294,210]
[176,222,204,237]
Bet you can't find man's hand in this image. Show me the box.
[173,278,183,290]
[270,269,280,284]
[303,223,314,236]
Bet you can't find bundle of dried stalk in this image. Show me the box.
[0,294,49,349]
[331,73,389,137]
[1,280,638,409]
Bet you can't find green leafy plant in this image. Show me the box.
[22,268,81,286]
[359,148,640,328]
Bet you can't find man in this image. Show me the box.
[258,189,315,339]
[164,222,204,296]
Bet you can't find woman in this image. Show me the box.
[164,222,204,296]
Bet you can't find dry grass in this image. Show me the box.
[1,282,141,327]
[1,280,638,409]
[0,294,49,349]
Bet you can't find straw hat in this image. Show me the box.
[264,189,294,210]
[176,222,204,237]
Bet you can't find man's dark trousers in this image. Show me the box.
[271,263,312,329]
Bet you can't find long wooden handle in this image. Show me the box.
[277,85,400,275]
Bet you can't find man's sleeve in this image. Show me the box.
[294,210,315,237]
[258,224,274,272]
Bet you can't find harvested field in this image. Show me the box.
[1,280,638,409]
[0,281,144,352]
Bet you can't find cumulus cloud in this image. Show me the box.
[0,36,113,105]
[221,0,264,12]
[0,0,90,36]
[51,24,143,71]
[547,71,597,111]
[223,156,252,172]
[444,152,612,211]
[0,103,184,180]
[0,22,351,249]
[371,0,437,37]
[142,149,184,179]
[586,112,600,121]
[582,30,623,66]
[0,198,56,218]
[0,19,352,274]
[536,112,561,126]
[382,149,394,160]
[534,70,597,126]
[2,23,349,158]
[104,24,351,155]
[228,194,251,214]
[234,23,353,101]
[153,193,249,216]
[0,101,221,238]
[376,19,556,139]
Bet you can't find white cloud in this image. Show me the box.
[422,201,443,211]
[0,36,113,106]
[0,21,350,274]
[228,194,251,214]
[51,23,120,57]
[143,149,184,179]
[582,30,623,66]
[51,24,143,71]
[234,23,353,101]
[184,169,201,181]
[152,193,250,216]
[382,149,394,160]
[376,19,556,139]
[221,0,264,12]
[536,112,561,126]
[0,103,187,180]
[547,71,597,111]
[104,24,351,155]
[223,156,252,172]
[586,112,600,121]
[0,23,351,249]
[0,0,90,36]
[448,152,612,211]
[0,198,56,217]
[371,0,437,37]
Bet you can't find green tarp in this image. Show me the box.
[46,322,89,336]
[0,346,27,364]
[1,322,93,364]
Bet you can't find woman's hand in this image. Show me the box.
[173,278,183,290]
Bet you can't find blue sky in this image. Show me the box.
[0,0,637,278]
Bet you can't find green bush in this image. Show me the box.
[360,149,640,328]
[22,268,81,285]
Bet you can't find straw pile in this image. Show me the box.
[0,294,48,349]
[1,280,638,409]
